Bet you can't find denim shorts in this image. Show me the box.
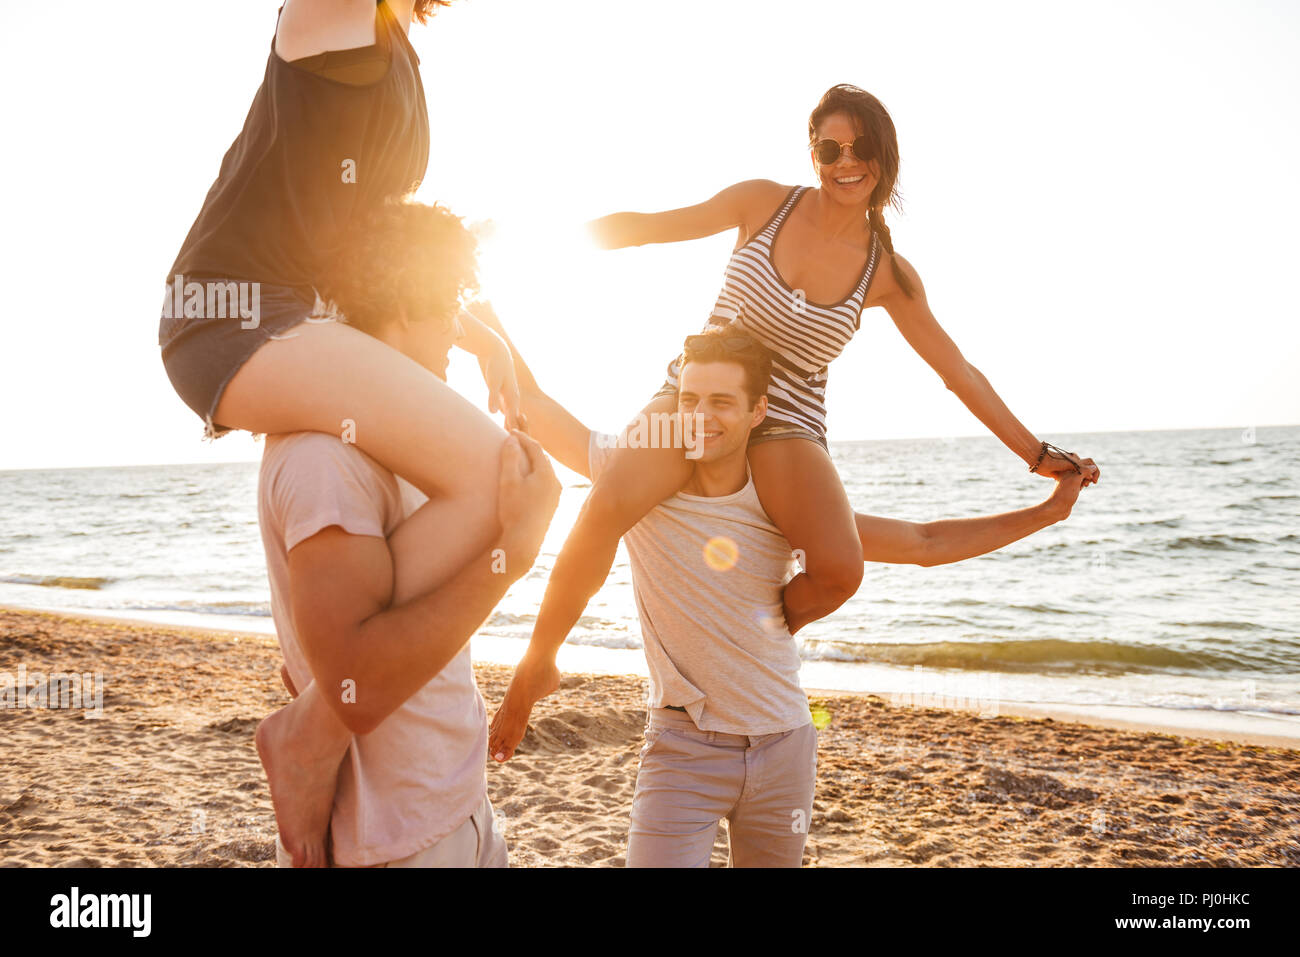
[651,381,830,454]
[157,278,337,439]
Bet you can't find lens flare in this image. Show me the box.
[810,704,833,730]
[703,536,739,572]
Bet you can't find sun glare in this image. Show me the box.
[473,216,602,324]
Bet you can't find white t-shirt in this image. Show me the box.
[589,432,812,735]
[258,433,488,867]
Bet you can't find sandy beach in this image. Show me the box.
[1,605,1296,867]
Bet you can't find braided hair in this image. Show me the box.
[808,84,916,299]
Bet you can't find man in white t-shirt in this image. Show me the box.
[249,200,564,875]
[474,307,1085,867]
[255,293,560,866]
[255,293,560,867]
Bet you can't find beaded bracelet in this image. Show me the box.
[1029,441,1082,474]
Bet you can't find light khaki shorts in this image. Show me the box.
[626,707,818,868]
[275,791,508,868]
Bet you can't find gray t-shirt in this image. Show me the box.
[589,432,812,734]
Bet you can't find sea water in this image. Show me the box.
[2,426,1296,727]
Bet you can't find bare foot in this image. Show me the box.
[255,682,351,867]
[488,650,560,762]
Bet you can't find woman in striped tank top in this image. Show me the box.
[490,85,1101,743]
[654,182,881,442]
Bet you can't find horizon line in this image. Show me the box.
[1,421,1295,474]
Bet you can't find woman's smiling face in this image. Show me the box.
[810,111,881,206]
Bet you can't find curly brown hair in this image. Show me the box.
[809,84,915,299]
[318,196,478,336]
[680,329,773,410]
[413,1,453,24]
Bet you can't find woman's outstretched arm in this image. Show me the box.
[879,254,1101,485]
[588,179,787,249]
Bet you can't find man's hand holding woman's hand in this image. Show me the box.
[1033,448,1100,488]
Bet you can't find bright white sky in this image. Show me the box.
[1,0,1296,470]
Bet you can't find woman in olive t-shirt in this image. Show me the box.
[158,0,525,869]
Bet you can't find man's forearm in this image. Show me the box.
[466,305,540,391]
[918,500,1061,567]
[335,546,522,733]
[455,307,510,362]
[521,528,621,661]
[467,304,594,476]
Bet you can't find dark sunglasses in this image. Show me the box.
[811,136,873,165]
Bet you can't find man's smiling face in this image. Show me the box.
[677,360,766,463]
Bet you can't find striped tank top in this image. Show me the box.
[662,185,882,438]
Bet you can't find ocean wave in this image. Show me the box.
[486,611,634,639]
[486,611,537,627]
[797,637,1268,675]
[1144,702,1300,718]
[0,574,113,591]
[1166,534,1265,551]
[1007,603,1076,616]
[564,633,645,651]
[1039,539,1123,553]
[1020,697,1300,719]
[488,611,625,629]
[1174,620,1262,632]
[116,600,272,618]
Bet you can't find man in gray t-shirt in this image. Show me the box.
[476,308,1085,866]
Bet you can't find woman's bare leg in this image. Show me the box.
[222,322,509,866]
[225,319,508,624]
[487,392,692,760]
[747,438,864,635]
